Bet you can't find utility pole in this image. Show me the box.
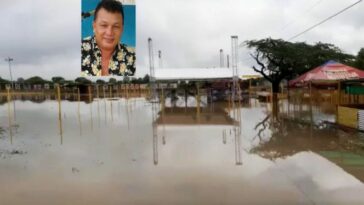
[158,50,163,68]
[219,49,224,67]
[5,57,16,121]
[5,57,14,89]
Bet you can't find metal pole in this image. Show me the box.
[148,38,157,100]
[5,57,16,121]
[158,50,163,68]
[231,35,242,165]
[5,57,14,89]
[219,49,224,67]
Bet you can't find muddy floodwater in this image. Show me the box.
[1,96,364,205]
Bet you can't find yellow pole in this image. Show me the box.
[228,83,231,113]
[96,85,100,127]
[77,87,82,136]
[102,85,107,124]
[196,83,200,123]
[336,81,341,123]
[88,86,93,130]
[96,85,99,99]
[270,83,273,104]
[110,100,113,122]
[116,85,120,97]
[222,129,226,144]
[337,81,341,105]
[57,85,63,144]
[249,78,252,106]
[309,81,313,124]
[126,84,129,99]
[161,88,166,144]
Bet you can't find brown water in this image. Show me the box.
[1,97,364,205]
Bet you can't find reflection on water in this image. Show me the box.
[0,94,364,205]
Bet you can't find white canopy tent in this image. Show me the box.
[154,67,234,81]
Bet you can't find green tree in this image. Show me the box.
[131,77,138,84]
[96,79,106,84]
[142,74,150,84]
[0,77,10,84]
[246,38,354,93]
[123,76,130,84]
[24,76,49,84]
[17,77,25,83]
[354,48,364,70]
[51,76,65,84]
[75,77,92,84]
[109,78,117,84]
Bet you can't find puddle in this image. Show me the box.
[0,95,363,205]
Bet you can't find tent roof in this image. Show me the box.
[289,61,364,87]
[154,68,233,81]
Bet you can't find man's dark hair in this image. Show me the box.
[94,0,124,25]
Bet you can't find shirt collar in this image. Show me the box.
[91,36,121,55]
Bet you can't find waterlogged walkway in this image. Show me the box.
[0,97,364,205]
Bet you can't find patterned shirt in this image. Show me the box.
[81,36,135,76]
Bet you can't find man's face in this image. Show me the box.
[93,8,123,52]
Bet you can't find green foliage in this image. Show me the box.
[75,77,92,85]
[142,74,150,83]
[123,76,130,83]
[17,77,25,83]
[109,78,117,84]
[51,76,65,84]
[96,79,106,84]
[0,77,10,84]
[354,48,364,70]
[131,77,138,84]
[245,38,355,92]
[24,76,50,84]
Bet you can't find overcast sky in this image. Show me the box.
[0,0,363,80]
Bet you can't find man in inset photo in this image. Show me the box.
[81,0,135,76]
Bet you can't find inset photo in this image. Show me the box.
[81,0,136,76]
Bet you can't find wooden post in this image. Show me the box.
[88,86,93,130]
[309,81,313,126]
[117,84,120,98]
[249,79,252,106]
[222,129,226,144]
[126,84,129,99]
[110,99,113,122]
[196,83,201,123]
[337,81,341,106]
[228,83,231,113]
[336,81,341,123]
[56,85,63,144]
[77,87,82,136]
[161,87,166,143]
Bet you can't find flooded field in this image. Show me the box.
[1,95,364,205]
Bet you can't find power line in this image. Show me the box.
[279,0,324,33]
[288,0,362,41]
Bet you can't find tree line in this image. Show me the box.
[0,74,150,85]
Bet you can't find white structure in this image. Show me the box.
[154,67,233,81]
